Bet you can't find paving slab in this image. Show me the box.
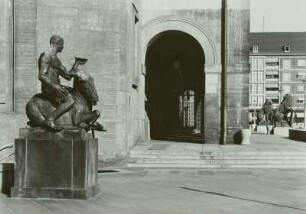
[0,168,305,214]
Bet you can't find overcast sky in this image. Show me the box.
[250,0,306,32]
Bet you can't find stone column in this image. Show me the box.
[203,65,222,144]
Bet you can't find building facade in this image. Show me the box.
[0,0,250,165]
[250,32,306,117]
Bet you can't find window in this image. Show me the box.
[251,71,257,82]
[252,45,258,53]
[282,59,291,69]
[283,45,290,53]
[252,84,257,94]
[258,97,264,106]
[258,71,264,81]
[297,98,304,104]
[266,58,279,68]
[251,59,258,69]
[266,71,279,81]
[297,85,304,92]
[258,84,264,94]
[266,83,279,92]
[282,85,291,94]
[267,97,279,104]
[297,59,306,67]
[258,58,264,69]
[282,72,291,81]
[251,97,257,106]
[297,71,306,79]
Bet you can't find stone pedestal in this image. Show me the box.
[289,129,306,142]
[254,125,267,134]
[273,127,291,138]
[11,128,99,199]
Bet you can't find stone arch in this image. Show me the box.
[141,16,220,67]
[141,16,222,143]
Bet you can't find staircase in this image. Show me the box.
[128,135,306,169]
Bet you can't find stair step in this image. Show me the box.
[129,158,306,165]
[129,154,306,160]
[130,150,306,155]
[127,163,306,169]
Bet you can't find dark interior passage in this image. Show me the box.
[145,30,205,142]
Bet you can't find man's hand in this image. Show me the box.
[54,85,68,99]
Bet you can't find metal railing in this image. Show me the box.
[0,143,14,162]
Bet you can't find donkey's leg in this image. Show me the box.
[26,101,46,127]
[73,110,100,127]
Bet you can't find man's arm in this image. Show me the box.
[57,59,79,81]
[58,64,73,81]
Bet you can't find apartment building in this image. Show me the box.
[250,33,306,116]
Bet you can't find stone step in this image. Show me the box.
[129,150,306,156]
[129,158,306,165]
[129,154,306,160]
[127,163,306,168]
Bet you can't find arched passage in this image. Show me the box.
[145,30,205,142]
[141,16,222,144]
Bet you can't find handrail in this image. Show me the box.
[0,153,14,162]
[0,143,13,152]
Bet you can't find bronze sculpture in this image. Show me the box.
[256,95,296,128]
[26,35,103,131]
[272,93,295,127]
[256,98,273,125]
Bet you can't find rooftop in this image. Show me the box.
[250,32,306,55]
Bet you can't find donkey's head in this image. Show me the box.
[72,67,99,106]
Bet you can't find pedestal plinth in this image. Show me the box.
[11,128,99,199]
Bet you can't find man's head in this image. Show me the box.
[50,35,64,52]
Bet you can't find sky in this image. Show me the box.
[250,0,306,32]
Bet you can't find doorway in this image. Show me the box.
[145,30,205,143]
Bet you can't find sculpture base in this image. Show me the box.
[289,129,306,142]
[273,127,291,137]
[11,185,99,199]
[11,128,99,199]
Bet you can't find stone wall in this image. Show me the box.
[140,0,250,144]
[124,0,147,150]
[0,0,14,111]
[35,0,145,164]
[140,0,222,143]
[0,0,145,165]
[225,0,250,143]
[0,0,36,150]
[0,0,250,164]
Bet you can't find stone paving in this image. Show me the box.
[1,134,306,213]
[0,168,305,214]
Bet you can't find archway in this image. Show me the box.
[145,30,205,143]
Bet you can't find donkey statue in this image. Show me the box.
[272,93,296,127]
[26,58,104,131]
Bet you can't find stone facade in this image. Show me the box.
[0,0,250,165]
